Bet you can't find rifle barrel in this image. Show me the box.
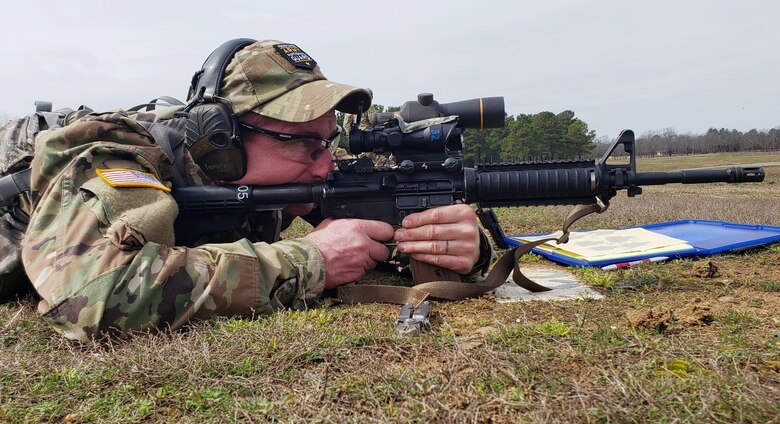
[468,165,765,208]
[631,167,764,185]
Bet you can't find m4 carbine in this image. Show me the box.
[172,93,765,250]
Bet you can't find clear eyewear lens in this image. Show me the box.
[240,122,341,162]
[308,126,342,160]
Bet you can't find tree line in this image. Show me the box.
[461,110,595,163]
[592,127,780,158]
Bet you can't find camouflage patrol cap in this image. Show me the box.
[220,40,372,122]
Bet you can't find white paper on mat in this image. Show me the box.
[512,228,692,261]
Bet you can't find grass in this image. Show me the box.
[1,155,780,422]
[633,151,780,172]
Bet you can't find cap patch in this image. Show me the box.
[96,168,171,193]
[273,44,317,70]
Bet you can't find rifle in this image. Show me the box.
[172,93,765,251]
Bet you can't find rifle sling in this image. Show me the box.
[335,202,608,305]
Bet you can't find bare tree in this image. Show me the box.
[0,110,12,127]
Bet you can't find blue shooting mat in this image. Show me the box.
[504,219,780,268]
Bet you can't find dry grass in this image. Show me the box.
[634,151,780,172]
[1,156,779,423]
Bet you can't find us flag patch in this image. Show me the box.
[96,168,171,192]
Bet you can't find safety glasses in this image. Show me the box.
[240,122,341,162]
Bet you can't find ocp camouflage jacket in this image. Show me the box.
[22,109,326,341]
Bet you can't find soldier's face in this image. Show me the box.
[232,112,337,215]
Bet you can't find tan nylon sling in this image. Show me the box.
[336,202,608,306]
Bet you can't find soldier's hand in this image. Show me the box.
[394,205,481,275]
[305,218,394,289]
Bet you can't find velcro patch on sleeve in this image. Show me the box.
[96,168,171,192]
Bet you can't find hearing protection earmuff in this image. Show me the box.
[185,38,256,181]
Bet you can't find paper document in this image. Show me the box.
[510,228,693,261]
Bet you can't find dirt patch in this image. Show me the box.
[627,299,714,332]
[675,302,715,326]
[693,261,721,278]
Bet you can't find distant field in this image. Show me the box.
[634,151,780,171]
[1,153,778,423]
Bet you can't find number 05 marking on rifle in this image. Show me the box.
[237,185,249,200]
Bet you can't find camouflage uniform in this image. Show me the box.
[1,106,92,301]
[342,105,374,133]
[0,116,36,299]
[21,109,329,340]
[20,40,373,341]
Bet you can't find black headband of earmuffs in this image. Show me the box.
[184,38,257,181]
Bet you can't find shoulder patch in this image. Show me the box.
[96,168,171,192]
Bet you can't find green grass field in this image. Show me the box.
[1,153,779,423]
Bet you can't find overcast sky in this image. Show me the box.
[1,1,778,141]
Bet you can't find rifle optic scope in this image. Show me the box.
[394,93,505,130]
[349,93,505,156]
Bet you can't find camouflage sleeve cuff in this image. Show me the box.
[461,231,497,283]
[272,238,327,308]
